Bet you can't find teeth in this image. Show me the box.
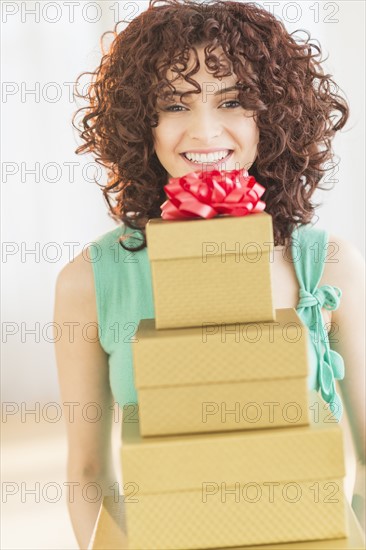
[184,150,230,163]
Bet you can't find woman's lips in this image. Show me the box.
[180,151,234,170]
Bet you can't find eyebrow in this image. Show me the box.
[171,85,242,96]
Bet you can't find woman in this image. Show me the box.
[54,1,365,547]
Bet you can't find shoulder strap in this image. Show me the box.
[290,225,345,421]
[291,224,328,291]
[89,226,128,351]
[88,225,154,352]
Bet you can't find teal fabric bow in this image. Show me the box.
[298,285,341,311]
[292,226,345,422]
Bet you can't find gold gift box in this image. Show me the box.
[145,212,275,329]
[90,497,365,550]
[121,391,347,550]
[132,308,310,436]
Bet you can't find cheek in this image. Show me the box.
[251,116,260,143]
[245,119,260,147]
[235,120,259,148]
[152,124,173,151]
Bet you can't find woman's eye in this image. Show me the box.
[221,100,241,109]
[163,104,186,112]
[163,100,241,112]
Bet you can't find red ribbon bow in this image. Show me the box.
[160,168,266,219]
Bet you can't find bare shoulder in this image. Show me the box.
[55,248,97,319]
[324,233,365,286]
[56,247,95,287]
[323,233,365,327]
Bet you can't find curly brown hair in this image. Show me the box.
[72,0,349,251]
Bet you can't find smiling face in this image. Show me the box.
[151,45,260,180]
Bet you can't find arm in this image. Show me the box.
[53,251,118,549]
[327,234,365,529]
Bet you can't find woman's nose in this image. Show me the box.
[186,109,222,142]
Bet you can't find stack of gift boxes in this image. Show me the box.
[121,211,348,550]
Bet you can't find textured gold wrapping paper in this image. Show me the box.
[121,391,347,549]
[123,483,346,550]
[145,212,275,329]
[90,497,365,550]
[133,308,310,435]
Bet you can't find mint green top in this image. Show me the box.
[89,223,345,421]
